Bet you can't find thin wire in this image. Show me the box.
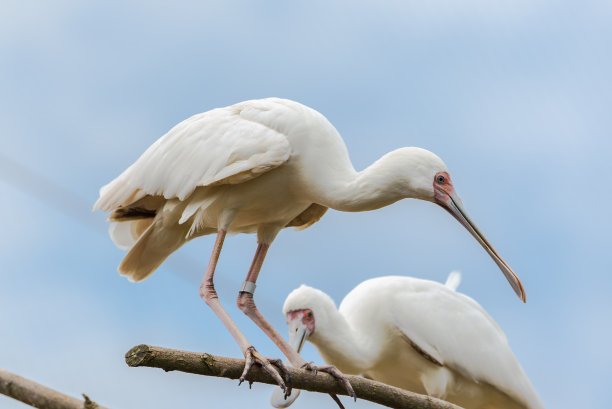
[0,152,96,231]
[0,152,277,312]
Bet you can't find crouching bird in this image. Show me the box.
[271,272,544,409]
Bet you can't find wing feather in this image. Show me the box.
[390,280,543,408]
[94,99,293,212]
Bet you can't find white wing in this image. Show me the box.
[94,98,295,212]
[389,278,544,408]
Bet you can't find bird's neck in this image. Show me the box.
[313,151,413,212]
[308,309,379,374]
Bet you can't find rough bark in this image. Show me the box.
[0,368,107,409]
[125,344,463,409]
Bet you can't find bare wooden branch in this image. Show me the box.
[125,344,463,409]
[0,368,108,409]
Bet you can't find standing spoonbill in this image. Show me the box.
[272,272,544,409]
[94,98,524,395]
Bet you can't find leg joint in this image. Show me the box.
[199,282,218,305]
[237,291,256,314]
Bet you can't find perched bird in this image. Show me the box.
[94,98,524,395]
[272,272,544,409]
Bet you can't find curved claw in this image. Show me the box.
[299,362,355,401]
[239,346,287,395]
[266,357,293,398]
[317,365,356,401]
[267,357,292,387]
[301,361,317,375]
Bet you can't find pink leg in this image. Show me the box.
[237,243,356,400]
[199,231,287,391]
[236,244,307,367]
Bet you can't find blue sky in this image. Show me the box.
[1,1,610,408]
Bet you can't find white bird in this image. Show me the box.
[273,272,544,409]
[94,98,524,394]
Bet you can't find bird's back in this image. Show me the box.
[338,276,545,409]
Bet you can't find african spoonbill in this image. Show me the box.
[272,272,543,409]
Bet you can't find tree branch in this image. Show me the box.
[125,344,463,409]
[0,368,108,409]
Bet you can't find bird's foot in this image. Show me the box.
[301,363,356,401]
[240,346,291,397]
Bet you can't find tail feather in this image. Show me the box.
[118,220,189,282]
[107,194,164,252]
[109,219,154,251]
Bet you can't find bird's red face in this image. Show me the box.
[286,309,315,353]
[432,171,526,302]
[433,172,456,203]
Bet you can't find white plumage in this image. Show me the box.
[94,99,330,281]
[94,97,523,297]
[276,273,544,409]
[96,103,292,207]
[95,97,525,393]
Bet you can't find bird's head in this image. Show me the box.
[270,285,334,408]
[271,306,313,408]
[387,147,450,200]
[388,147,526,302]
[282,284,338,350]
[285,308,315,353]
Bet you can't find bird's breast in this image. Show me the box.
[187,165,315,234]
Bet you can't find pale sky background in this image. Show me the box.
[1,1,611,408]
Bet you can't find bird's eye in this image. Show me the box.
[307,312,313,318]
[436,175,446,184]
